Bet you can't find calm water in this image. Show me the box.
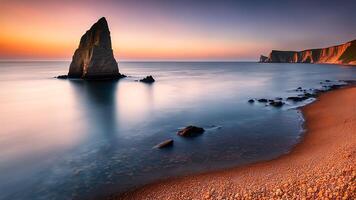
[0,61,355,200]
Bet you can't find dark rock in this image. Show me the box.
[343,80,356,84]
[56,75,68,79]
[313,89,323,93]
[140,75,155,83]
[329,84,342,90]
[248,99,255,103]
[269,101,284,107]
[257,98,268,103]
[287,96,308,102]
[295,87,304,92]
[177,126,205,137]
[325,80,331,82]
[259,55,269,62]
[275,97,283,100]
[68,17,123,80]
[303,93,316,98]
[154,139,173,149]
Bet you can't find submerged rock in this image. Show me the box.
[303,93,316,98]
[328,84,343,90]
[295,87,303,92]
[68,17,124,80]
[269,101,284,107]
[154,139,174,149]
[287,96,308,102]
[139,75,155,83]
[177,126,205,137]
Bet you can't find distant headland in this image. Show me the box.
[260,39,356,65]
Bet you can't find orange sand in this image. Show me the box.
[114,86,356,200]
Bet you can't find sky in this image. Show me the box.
[0,0,355,61]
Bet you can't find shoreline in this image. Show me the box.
[112,86,356,200]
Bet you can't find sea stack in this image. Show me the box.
[68,17,124,79]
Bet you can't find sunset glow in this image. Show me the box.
[1,1,356,199]
[1,0,355,61]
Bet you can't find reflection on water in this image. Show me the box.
[70,80,119,140]
[0,61,356,199]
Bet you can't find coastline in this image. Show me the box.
[112,86,356,200]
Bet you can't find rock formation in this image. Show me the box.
[260,39,356,65]
[68,17,124,79]
[259,55,269,62]
[139,75,155,83]
[177,126,205,137]
[154,139,174,149]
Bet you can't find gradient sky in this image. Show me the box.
[1,0,355,61]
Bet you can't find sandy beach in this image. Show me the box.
[114,86,356,200]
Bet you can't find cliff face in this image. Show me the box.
[260,40,356,65]
[68,17,122,79]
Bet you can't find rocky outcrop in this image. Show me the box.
[154,139,174,149]
[177,126,205,137]
[139,75,155,83]
[260,39,356,65]
[68,17,124,79]
[259,55,269,62]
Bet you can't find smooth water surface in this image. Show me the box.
[0,61,355,199]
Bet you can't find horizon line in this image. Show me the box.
[0,59,258,63]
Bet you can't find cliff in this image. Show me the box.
[68,17,123,79]
[260,39,356,65]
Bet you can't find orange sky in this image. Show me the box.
[1,0,354,61]
[0,1,272,61]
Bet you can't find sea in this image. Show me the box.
[0,61,355,199]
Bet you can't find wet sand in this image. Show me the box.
[114,86,356,200]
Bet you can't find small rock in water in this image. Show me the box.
[140,75,155,83]
[177,126,205,137]
[56,75,68,79]
[154,139,174,149]
[287,96,308,102]
[303,93,316,98]
[269,101,284,107]
[329,84,342,90]
[257,98,268,103]
[248,99,255,103]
